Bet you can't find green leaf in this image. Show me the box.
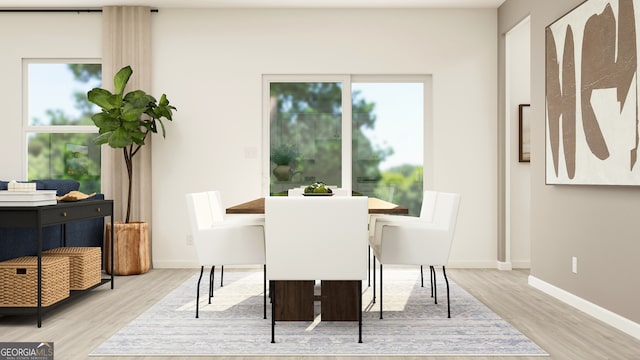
[159,94,169,106]
[93,132,111,146]
[121,102,147,122]
[157,118,167,138]
[87,88,115,110]
[108,127,132,148]
[124,90,153,104]
[113,66,133,95]
[91,112,119,131]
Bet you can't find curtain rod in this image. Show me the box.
[0,9,159,13]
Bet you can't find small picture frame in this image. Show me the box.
[519,104,531,163]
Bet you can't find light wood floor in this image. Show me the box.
[1,268,639,360]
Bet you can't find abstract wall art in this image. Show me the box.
[546,0,640,185]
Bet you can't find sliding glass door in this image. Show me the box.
[264,75,429,216]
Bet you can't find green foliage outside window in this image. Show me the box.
[270,81,424,215]
[27,64,102,194]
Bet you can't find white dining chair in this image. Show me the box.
[367,191,437,294]
[207,190,264,287]
[185,191,267,319]
[265,196,368,343]
[369,191,460,319]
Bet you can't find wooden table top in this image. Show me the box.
[226,196,409,215]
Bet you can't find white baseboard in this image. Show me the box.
[447,260,498,268]
[497,261,512,270]
[153,261,265,270]
[153,260,198,268]
[156,260,500,270]
[528,275,640,341]
[511,260,531,269]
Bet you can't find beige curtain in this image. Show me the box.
[101,6,152,224]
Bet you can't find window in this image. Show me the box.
[24,61,102,194]
[264,75,429,216]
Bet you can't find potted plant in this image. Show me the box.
[88,65,176,275]
[270,144,299,181]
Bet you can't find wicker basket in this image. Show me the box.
[0,256,70,307]
[43,247,102,290]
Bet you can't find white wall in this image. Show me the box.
[506,16,531,268]
[0,9,498,270]
[150,8,498,268]
[0,12,102,180]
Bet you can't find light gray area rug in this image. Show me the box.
[91,268,547,357]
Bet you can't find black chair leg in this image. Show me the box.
[443,266,451,318]
[263,264,267,320]
[368,246,371,287]
[271,281,276,343]
[420,265,424,287]
[431,266,437,304]
[379,263,383,319]
[209,265,215,304]
[372,255,376,304]
[220,265,224,287]
[196,266,204,318]
[430,265,435,298]
[358,280,363,343]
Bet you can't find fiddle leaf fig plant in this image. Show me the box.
[87,65,176,223]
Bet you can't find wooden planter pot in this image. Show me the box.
[104,221,151,275]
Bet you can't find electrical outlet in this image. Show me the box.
[186,234,193,246]
[572,256,578,274]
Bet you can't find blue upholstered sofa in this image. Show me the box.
[0,180,105,262]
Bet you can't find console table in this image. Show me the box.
[0,199,114,327]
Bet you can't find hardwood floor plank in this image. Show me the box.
[1,268,639,359]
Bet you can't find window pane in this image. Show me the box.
[27,133,101,194]
[28,63,101,126]
[269,82,342,195]
[352,83,424,215]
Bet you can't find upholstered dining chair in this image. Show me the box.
[206,190,264,287]
[367,191,438,293]
[369,191,460,319]
[265,196,369,343]
[185,191,267,319]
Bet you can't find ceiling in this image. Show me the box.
[0,0,506,10]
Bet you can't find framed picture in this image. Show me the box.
[545,0,640,185]
[519,104,531,163]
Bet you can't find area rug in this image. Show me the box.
[91,268,547,357]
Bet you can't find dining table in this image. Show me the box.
[226,196,409,215]
[225,195,409,324]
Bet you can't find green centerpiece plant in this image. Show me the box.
[304,181,333,194]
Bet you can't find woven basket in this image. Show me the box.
[0,256,70,307]
[43,247,102,290]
